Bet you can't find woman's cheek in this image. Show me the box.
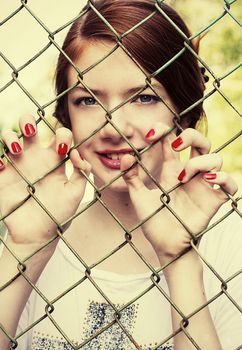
[134,105,173,129]
[71,113,103,140]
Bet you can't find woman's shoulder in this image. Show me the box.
[207,204,241,240]
[199,204,242,276]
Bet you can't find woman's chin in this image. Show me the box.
[94,171,158,194]
[110,182,130,193]
[97,176,130,193]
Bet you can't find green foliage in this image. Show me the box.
[170,0,242,67]
[219,26,242,65]
[168,0,242,172]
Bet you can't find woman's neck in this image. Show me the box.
[93,186,140,232]
[69,180,160,272]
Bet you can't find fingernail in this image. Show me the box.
[11,142,22,154]
[58,143,68,155]
[203,173,217,180]
[178,169,186,181]
[0,158,4,169]
[25,123,35,136]
[171,136,183,149]
[145,129,155,139]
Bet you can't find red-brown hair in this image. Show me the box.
[54,0,205,130]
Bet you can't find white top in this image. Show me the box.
[2,208,242,349]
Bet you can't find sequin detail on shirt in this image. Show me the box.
[31,300,173,349]
[82,300,137,349]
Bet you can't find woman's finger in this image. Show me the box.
[158,131,184,187]
[67,149,92,197]
[171,128,211,158]
[120,154,161,221]
[54,127,73,156]
[144,121,180,163]
[19,115,38,148]
[1,131,23,156]
[161,130,181,163]
[145,122,176,145]
[144,122,184,187]
[120,154,145,191]
[203,171,238,196]
[178,153,223,182]
[0,157,5,171]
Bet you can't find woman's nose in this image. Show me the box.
[99,108,134,143]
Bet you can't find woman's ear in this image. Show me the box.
[191,32,208,54]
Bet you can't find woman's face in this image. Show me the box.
[67,40,176,191]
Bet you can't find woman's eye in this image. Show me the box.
[135,94,161,104]
[73,97,97,106]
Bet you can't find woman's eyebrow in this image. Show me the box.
[69,83,165,97]
[69,86,105,97]
[126,83,165,96]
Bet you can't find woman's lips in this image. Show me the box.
[98,155,121,169]
[96,148,142,170]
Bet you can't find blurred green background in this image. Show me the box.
[171,0,242,192]
[0,0,241,190]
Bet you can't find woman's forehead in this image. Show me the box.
[67,41,148,89]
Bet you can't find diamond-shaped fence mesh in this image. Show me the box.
[0,0,241,349]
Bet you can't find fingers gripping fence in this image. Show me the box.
[0,0,241,349]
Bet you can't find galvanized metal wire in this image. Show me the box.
[0,0,241,349]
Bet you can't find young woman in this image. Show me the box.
[0,0,241,349]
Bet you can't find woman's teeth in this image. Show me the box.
[106,152,135,160]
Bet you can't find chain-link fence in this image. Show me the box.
[0,0,241,349]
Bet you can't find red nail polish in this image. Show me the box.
[11,142,22,154]
[25,123,35,136]
[172,136,183,149]
[203,173,217,180]
[58,143,68,155]
[145,129,155,138]
[178,169,186,181]
[0,158,4,169]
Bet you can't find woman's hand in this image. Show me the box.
[0,115,91,247]
[121,125,238,265]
